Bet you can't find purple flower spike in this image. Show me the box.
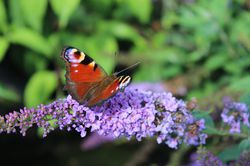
[0,88,207,149]
[81,132,114,150]
[221,97,250,134]
[188,148,225,166]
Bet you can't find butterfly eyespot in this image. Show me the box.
[73,51,81,58]
[63,48,85,63]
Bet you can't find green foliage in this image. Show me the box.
[0,37,9,61]
[1,0,248,105]
[50,0,81,28]
[239,139,250,152]
[24,71,57,108]
[8,27,53,57]
[0,82,20,102]
[125,0,152,24]
[0,0,250,164]
[229,76,250,92]
[19,0,48,32]
[240,92,250,109]
[218,145,242,162]
[0,0,7,33]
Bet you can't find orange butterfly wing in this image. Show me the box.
[87,76,131,106]
[62,47,107,103]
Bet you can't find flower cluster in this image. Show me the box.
[188,149,250,166]
[0,88,207,149]
[188,148,225,166]
[221,97,250,133]
[81,132,114,150]
[233,151,250,166]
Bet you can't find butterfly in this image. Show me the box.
[61,46,132,107]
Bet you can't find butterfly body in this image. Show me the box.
[62,47,131,106]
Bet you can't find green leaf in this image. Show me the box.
[8,27,52,57]
[109,22,139,39]
[126,0,152,24]
[8,0,25,27]
[0,37,9,61]
[228,76,250,92]
[133,64,163,81]
[107,21,146,48]
[240,92,250,110]
[0,0,7,33]
[204,54,228,71]
[0,82,20,102]
[20,0,48,32]
[50,0,80,28]
[23,51,48,74]
[218,145,242,162]
[162,65,181,79]
[230,12,250,44]
[24,71,57,107]
[239,139,250,151]
[204,126,224,135]
[192,110,215,128]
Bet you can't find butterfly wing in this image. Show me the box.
[62,46,107,103]
[86,75,131,106]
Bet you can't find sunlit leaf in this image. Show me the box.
[20,0,48,32]
[106,21,146,48]
[8,0,25,27]
[204,54,228,71]
[224,56,250,75]
[126,0,152,24]
[133,64,163,81]
[0,37,9,61]
[230,12,250,50]
[228,76,250,92]
[0,0,7,33]
[50,0,80,28]
[24,71,57,107]
[8,27,52,57]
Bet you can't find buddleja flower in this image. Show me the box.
[188,148,225,166]
[0,88,207,149]
[80,132,114,150]
[234,151,250,166]
[221,97,250,133]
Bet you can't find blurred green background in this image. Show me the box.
[0,0,250,165]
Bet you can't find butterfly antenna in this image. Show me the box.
[114,62,140,76]
[112,51,119,74]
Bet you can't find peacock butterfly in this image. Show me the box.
[61,46,132,107]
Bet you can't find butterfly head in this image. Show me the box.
[118,75,131,90]
[62,47,86,63]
